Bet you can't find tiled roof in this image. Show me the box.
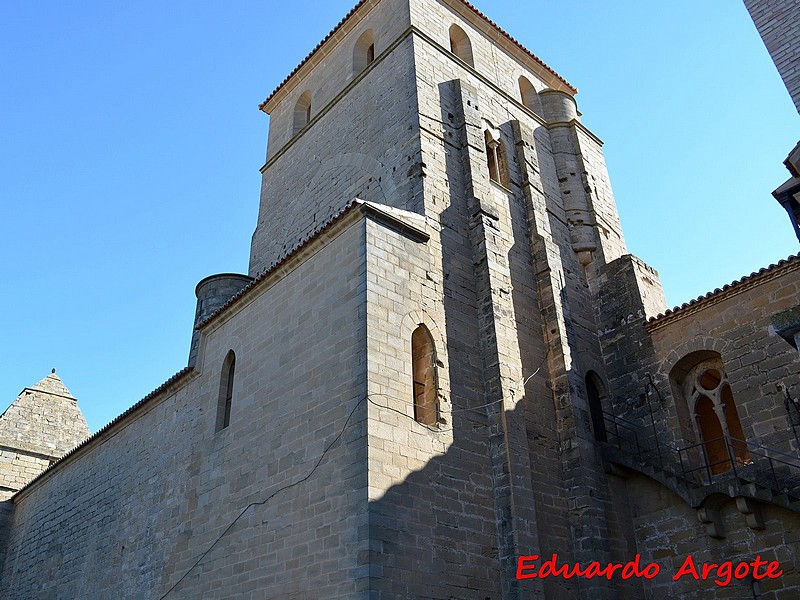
[198,199,363,331]
[258,0,575,112]
[646,254,800,327]
[198,199,429,331]
[15,367,195,498]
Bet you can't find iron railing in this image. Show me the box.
[602,412,800,498]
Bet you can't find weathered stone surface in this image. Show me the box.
[1,1,799,598]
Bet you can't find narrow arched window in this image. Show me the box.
[412,325,438,426]
[216,350,236,432]
[585,371,608,442]
[484,129,509,188]
[519,76,537,111]
[448,24,474,67]
[293,91,313,135]
[353,30,376,75]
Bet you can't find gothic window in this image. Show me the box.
[684,358,750,473]
[293,91,313,135]
[519,76,537,111]
[353,30,376,75]
[448,24,474,67]
[412,325,438,426]
[216,350,236,432]
[484,129,510,188]
[585,371,608,442]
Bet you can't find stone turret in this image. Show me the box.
[0,371,90,500]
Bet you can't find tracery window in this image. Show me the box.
[412,325,438,426]
[685,360,750,474]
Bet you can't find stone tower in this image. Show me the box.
[2,1,799,598]
[248,0,666,597]
[0,371,90,500]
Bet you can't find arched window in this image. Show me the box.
[585,371,608,442]
[484,129,509,188]
[448,24,474,67]
[216,350,236,432]
[519,76,537,111]
[293,91,313,135]
[353,29,376,75]
[675,355,750,473]
[412,325,438,426]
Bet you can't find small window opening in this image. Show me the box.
[484,129,509,188]
[353,30,376,75]
[448,24,474,67]
[293,91,313,135]
[412,325,438,426]
[585,372,608,442]
[519,76,537,111]
[216,350,236,432]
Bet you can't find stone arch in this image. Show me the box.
[293,90,313,135]
[401,309,450,405]
[448,24,474,67]
[518,76,537,111]
[669,350,750,475]
[353,29,376,75]
[412,325,438,425]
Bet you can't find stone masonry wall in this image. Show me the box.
[598,261,800,598]
[1,217,369,599]
[250,0,422,276]
[407,3,636,592]
[744,0,800,113]
[648,262,800,460]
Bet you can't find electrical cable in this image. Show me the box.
[158,395,365,599]
[160,352,549,597]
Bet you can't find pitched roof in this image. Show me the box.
[0,371,89,461]
[27,372,75,400]
[646,254,800,329]
[258,0,576,112]
[199,199,429,331]
[14,367,194,499]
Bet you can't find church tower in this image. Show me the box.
[247,1,666,598]
[12,1,799,599]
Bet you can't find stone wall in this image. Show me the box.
[250,0,422,276]
[0,373,90,500]
[744,0,800,113]
[0,216,369,599]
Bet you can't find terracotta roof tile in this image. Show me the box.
[15,367,195,498]
[258,0,575,112]
[647,254,800,325]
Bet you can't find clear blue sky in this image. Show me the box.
[1,1,797,433]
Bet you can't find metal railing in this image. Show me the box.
[602,412,800,499]
[677,435,800,493]
[601,411,665,472]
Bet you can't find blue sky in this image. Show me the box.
[1,0,797,432]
